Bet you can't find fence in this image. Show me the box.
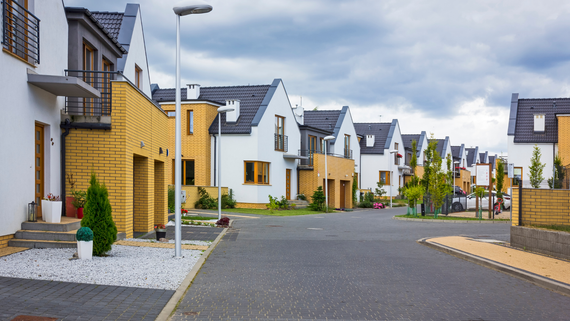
[422,193,468,215]
[512,182,570,227]
[2,0,40,64]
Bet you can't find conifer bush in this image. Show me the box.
[81,172,117,256]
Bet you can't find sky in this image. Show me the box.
[64,0,570,157]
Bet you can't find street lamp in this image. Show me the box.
[389,150,398,208]
[323,136,335,212]
[172,1,212,258]
[217,106,234,220]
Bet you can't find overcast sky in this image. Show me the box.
[65,0,570,157]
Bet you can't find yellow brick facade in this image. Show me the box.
[180,185,228,209]
[235,202,269,209]
[299,153,355,209]
[65,81,170,238]
[558,115,570,167]
[161,103,219,186]
[0,234,14,249]
[454,169,471,193]
[511,188,570,227]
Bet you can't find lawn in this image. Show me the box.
[395,214,510,221]
[530,224,570,233]
[181,215,217,221]
[222,208,328,216]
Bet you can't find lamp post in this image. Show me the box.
[217,106,234,220]
[389,150,398,208]
[172,1,212,258]
[323,136,335,212]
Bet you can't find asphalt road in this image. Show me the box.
[172,208,570,321]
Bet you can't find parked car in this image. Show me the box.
[453,185,466,196]
[465,191,511,210]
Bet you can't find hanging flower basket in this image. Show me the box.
[396,153,403,158]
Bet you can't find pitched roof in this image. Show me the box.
[90,12,124,39]
[401,134,420,150]
[65,8,127,54]
[479,152,486,163]
[152,82,275,135]
[489,155,496,170]
[354,122,394,154]
[429,139,445,157]
[451,145,461,159]
[465,147,478,167]
[303,110,341,133]
[508,95,570,143]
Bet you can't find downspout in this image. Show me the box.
[297,166,300,200]
[60,119,71,217]
[213,135,217,186]
[553,143,556,189]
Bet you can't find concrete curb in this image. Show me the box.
[156,221,232,321]
[393,216,510,223]
[418,237,570,297]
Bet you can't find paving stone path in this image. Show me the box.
[172,208,570,320]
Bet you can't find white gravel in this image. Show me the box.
[123,238,212,247]
[0,245,203,290]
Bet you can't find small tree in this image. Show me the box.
[475,186,486,219]
[496,159,505,196]
[404,185,424,216]
[352,172,358,207]
[375,180,387,198]
[82,171,117,256]
[309,186,326,211]
[428,150,447,217]
[529,144,546,188]
[548,153,564,189]
[410,140,418,176]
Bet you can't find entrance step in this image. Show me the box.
[21,217,81,232]
[288,200,309,208]
[15,230,77,242]
[8,239,77,249]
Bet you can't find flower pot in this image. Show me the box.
[77,240,93,260]
[155,230,167,240]
[41,200,62,223]
[66,196,77,217]
[77,208,84,219]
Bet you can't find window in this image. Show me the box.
[244,161,270,184]
[394,142,399,165]
[187,110,193,134]
[275,115,285,151]
[513,167,522,186]
[320,137,324,152]
[83,42,95,115]
[172,160,195,185]
[3,0,40,64]
[344,134,351,158]
[308,135,317,166]
[167,111,175,117]
[102,59,113,115]
[379,171,390,186]
[135,64,142,88]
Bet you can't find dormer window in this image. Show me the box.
[366,135,375,147]
[534,114,545,133]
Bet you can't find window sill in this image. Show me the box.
[2,48,37,68]
[243,183,272,186]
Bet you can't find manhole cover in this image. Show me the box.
[183,312,199,316]
[266,225,283,227]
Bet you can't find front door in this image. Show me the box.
[285,169,291,200]
[35,124,44,218]
[340,181,346,209]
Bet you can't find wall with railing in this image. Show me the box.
[512,184,570,227]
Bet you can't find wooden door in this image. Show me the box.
[340,181,346,208]
[34,124,44,218]
[285,169,291,200]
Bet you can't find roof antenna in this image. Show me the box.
[379,115,382,122]
[300,96,303,107]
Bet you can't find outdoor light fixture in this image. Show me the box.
[217,106,234,221]
[28,201,37,222]
[173,0,213,258]
[323,135,335,212]
[389,149,398,208]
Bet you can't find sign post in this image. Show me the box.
[476,164,493,219]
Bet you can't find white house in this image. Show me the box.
[401,130,429,170]
[429,136,453,171]
[465,147,480,180]
[355,120,406,197]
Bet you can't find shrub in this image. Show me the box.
[266,195,279,213]
[221,189,237,209]
[308,186,325,211]
[168,186,175,213]
[195,187,217,209]
[297,194,306,201]
[71,190,87,209]
[81,172,117,256]
[76,227,93,242]
[216,216,230,227]
[358,192,375,208]
[278,195,289,209]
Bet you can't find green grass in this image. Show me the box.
[181,215,217,220]
[395,214,510,221]
[222,208,328,216]
[530,224,570,233]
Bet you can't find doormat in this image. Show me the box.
[11,316,58,321]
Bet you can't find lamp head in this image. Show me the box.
[324,135,335,141]
[173,1,213,16]
[217,106,234,113]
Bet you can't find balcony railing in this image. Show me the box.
[275,134,288,152]
[298,149,353,166]
[65,70,119,116]
[2,0,40,64]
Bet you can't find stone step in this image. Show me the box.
[21,218,81,232]
[8,239,77,249]
[288,200,309,208]
[15,230,77,242]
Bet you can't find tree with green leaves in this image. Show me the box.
[81,171,117,256]
[403,184,424,216]
[428,150,448,217]
[446,153,453,186]
[352,172,358,207]
[548,153,564,189]
[529,144,546,188]
[421,140,437,191]
[309,186,326,211]
[496,158,505,196]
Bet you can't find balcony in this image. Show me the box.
[2,0,40,64]
[64,70,119,116]
[275,133,288,152]
[298,149,353,167]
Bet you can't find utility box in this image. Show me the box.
[181,190,186,203]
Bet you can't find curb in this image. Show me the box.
[393,216,510,223]
[156,220,232,321]
[418,237,570,297]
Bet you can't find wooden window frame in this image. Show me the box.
[394,142,399,165]
[513,167,523,187]
[320,137,324,153]
[244,161,270,185]
[275,115,285,151]
[379,171,391,186]
[187,110,194,135]
[135,64,142,88]
[172,159,195,185]
[344,134,350,158]
[82,42,95,115]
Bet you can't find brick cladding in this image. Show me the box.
[0,235,14,249]
[512,188,570,227]
[558,116,570,167]
[65,81,169,238]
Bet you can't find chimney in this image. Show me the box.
[534,114,545,133]
[186,84,200,100]
[293,104,304,125]
[366,135,375,147]
[225,99,240,122]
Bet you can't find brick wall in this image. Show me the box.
[511,187,570,227]
[180,186,228,209]
[0,234,14,249]
[558,115,570,167]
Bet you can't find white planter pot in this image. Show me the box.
[41,200,62,223]
[77,240,93,260]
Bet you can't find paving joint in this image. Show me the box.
[394,215,510,223]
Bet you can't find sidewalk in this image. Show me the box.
[420,236,570,297]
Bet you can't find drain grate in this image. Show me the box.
[183,312,199,316]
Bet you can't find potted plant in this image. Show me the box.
[66,173,77,217]
[41,193,62,223]
[76,227,93,260]
[71,190,87,219]
[154,224,167,240]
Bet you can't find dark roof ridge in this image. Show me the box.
[90,10,123,14]
[519,97,570,101]
[158,84,270,91]
[65,7,127,54]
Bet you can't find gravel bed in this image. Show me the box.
[124,238,212,247]
[0,245,202,290]
[166,220,218,228]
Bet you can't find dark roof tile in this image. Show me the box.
[303,110,341,132]
[91,12,124,40]
[354,123,392,154]
[513,98,570,143]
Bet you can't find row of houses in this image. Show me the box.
[0,1,498,246]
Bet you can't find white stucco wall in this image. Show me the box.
[329,108,360,174]
[0,0,67,236]
[416,135,429,167]
[507,136,556,189]
[212,81,301,204]
[120,11,152,97]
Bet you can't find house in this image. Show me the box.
[401,131,429,183]
[479,151,489,164]
[355,120,406,197]
[429,136,453,171]
[297,106,359,209]
[465,146,480,187]
[62,5,169,238]
[451,144,470,192]
[153,79,302,208]
[0,0,85,247]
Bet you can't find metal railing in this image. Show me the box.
[65,70,120,116]
[2,0,40,64]
[298,149,353,166]
[275,134,288,152]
